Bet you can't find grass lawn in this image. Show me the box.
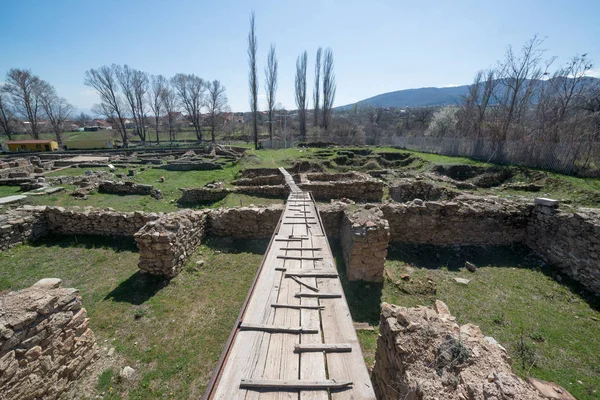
[346,243,600,400]
[0,235,267,399]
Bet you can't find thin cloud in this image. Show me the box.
[442,84,461,88]
[584,68,600,78]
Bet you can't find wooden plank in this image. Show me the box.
[290,276,319,292]
[280,247,322,251]
[282,222,318,225]
[271,303,324,310]
[241,379,353,390]
[285,216,316,219]
[285,271,338,278]
[294,344,352,353]
[295,292,342,299]
[277,255,323,261]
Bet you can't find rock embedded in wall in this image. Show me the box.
[341,206,390,282]
[0,279,98,400]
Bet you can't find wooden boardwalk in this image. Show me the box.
[202,168,376,399]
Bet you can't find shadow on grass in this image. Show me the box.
[203,236,269,255]
[331,243,383,326]
[387,242,600,312]
[104,272,170,305]
[31,234,138,253]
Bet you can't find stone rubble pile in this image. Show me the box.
[135,210,207,277]
[0,278,97,400]
[372,302,549,400]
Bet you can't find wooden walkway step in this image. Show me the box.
[290,276,319,292]
[280,247,322,251]
[240,379,353,390]
[295,292,342,299]
[239,323,318,334]
[277,255,323,261]
[294,343,352,353]
[271,303,324,310]
[285,270,339,277]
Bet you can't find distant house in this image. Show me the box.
[166,112,184,121]
[6,140,59,152]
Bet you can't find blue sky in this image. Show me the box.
[1,0,599,113]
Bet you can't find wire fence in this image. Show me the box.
[384,136,600,177]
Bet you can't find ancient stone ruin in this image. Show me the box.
[0,279,97,400]
[372,302,553,400]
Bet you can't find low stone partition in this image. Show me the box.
[178,185,289,204]
[389,178,459,202]
[381,195,532,245]
[158,161,223,171]
[208,205,284,238]
[341,206,390,282]
[0,206,48,251]
[298,172,384,202]
[372,302,547,400]
[0,278,97,400]
[135,210,207,277]
[232,174,285,186]
[46,206,159,237]
[99,180,163,199]
[527,200,600,294]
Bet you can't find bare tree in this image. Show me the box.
[295,51,308,140]
[248,11,259,149]
[84,65,129,147]
[148,75,166,144]
[116,65,149,143]
[160,80,178,143]
[0,86,15,140]
[172,73,205,141]
[206,80,229,143]
[75,111,91,127]
[38,83,74,144]
[5,69,45,139]
[313,47,322,127]
[265,44,278,141]
[321,48,336,130]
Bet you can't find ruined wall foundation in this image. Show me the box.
[0,279,97,400]
[135,210,207,277]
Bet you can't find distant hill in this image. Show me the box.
[338,76,600,110]
[338,85,470,110]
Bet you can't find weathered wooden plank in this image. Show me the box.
[295,292,342,299]
[241,379,353,389]
[280,247,322,251]
[277,255,323,261]
[294,344,352,353]
[290,276,319,292]
[271,303,324,310]
[285,216,316,219]
[282,222,318,225]
[285,271,338,278]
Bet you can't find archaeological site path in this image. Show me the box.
[203,168,376,399]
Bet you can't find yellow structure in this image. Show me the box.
[6,140,58,152]
[65,139,115,150]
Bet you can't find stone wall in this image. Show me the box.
[298,173,384,202]
[234,185,289,198]
[135,210,207,277]
[0,206,48,251]
[232,174,285,186]
[207,205,284,239]
[158,161,223,171]
[372,302,546,400]
[0,278,97,400]
[99,180,162,199]
[341,206,390,282]
[46,207,159,237]
[0,164,34,180]
[527,201,600,294]
[381,196,532,245]
[389,178,459,202]
[178,188,231,204]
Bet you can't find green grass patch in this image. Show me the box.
[367,243,600,400]
[0,235,266,399]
